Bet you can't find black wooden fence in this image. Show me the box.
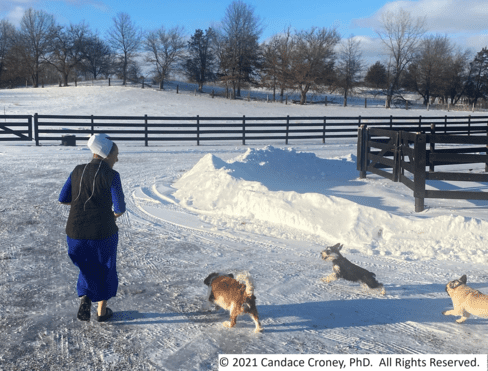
[29,114,488,146]
[0,114,487,147]
[357,124,488,212]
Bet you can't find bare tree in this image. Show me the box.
[219,0,263,97]
[335,36,364,106]
[81,34,113,80]
[49,22,89,86]
[289,26,340,105]
[18,8,57,87]
[376,8,426,107]
[106,12,141,85]
[0,20,16,85]
[144,26,186,89]
[402,35,453,105]
[184,28,217,92]
[442,48,470,105]
[465,47,488,105]
[260,37,280,100]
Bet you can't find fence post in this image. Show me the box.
[390,115,393,129]
[144,114,148,147]
[91,115,94,135]
[322,117,326,144]
[357,124,368,179]
[429,123,436,172]
[242,115,246,145]
[418,115,422,131]
[285,95,288,105]
[486,128,488,172]
[212,90,214,98]
[364,98,367,108]
[324,96,327,106]
[468,115,471,136]
[393,131,401,182]
[34,113,39,146]
[28,115,32,141]
[444,115,447,134]
[285,115,289,145]
[414,132,427,212]
[197,115,200,146]
[177,85,179,94]
[142,79,144,89]
[109,78,110,86]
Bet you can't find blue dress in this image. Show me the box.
[59,169,126,302]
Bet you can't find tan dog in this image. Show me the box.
[443,275,488,323]
[203,272,262,333]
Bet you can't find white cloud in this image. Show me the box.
[7,6,26,26]
[352,0,488,34]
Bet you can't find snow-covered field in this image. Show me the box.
[1,85,488,370]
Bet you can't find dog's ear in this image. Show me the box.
[204,273,219,286]
[329,243,341,251]
[228,273,234,279]
[338,244,343,251]
[460,275,467,284]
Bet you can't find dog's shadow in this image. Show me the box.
[257,296,488,332]
[109,310,224,326]
[390,282,488,297]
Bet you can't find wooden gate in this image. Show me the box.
[0,116,32,141]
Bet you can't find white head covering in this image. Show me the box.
[87,133,113,158]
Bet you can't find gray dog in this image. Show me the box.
[321,243,385,295]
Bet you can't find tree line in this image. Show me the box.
[0,2,487,106]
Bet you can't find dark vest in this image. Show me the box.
[66,159,118,240]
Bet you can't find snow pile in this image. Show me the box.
[173,146,488,263]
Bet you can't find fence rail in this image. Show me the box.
[357,124,488,212]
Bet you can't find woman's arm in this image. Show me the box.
[111,172,126,218]
[59,174,72,205]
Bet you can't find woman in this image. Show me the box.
[59,133,125,322]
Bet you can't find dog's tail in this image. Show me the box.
[236,271,255,296]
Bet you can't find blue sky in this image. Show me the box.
[1,0,488,64]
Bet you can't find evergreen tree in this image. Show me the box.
[184,28,216,92]
[364,61,387,90]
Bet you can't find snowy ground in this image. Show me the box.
[1,86,488,370]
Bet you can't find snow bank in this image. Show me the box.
[172,146,488,263]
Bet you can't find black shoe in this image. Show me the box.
[96,307,113,322]
[77,295,91,321]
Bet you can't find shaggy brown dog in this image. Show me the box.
[443,275,488,323]
[203,272,262,333]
